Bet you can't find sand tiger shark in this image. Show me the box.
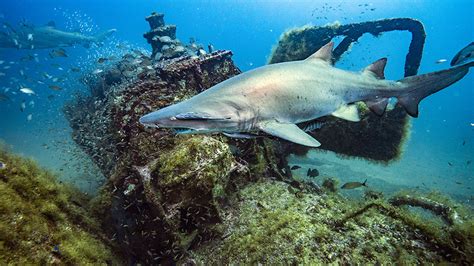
[0,21,116,49]
[139,42,473,147]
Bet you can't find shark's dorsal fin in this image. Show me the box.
[46,21,56,28]
[305,42,334,64]
[332,104,360,122]
[259,120,321,147]
[363,58,387,79]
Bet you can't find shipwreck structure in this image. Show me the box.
[144,12,206,61]
[62,13,473,264]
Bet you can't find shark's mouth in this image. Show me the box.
[173,128,198,134]
[141,122,198,134]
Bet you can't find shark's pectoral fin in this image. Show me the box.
[332,104,360,122]
[259,120,321,147]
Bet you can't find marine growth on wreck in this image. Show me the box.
[0,2,473,265]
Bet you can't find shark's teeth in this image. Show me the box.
[143,123,160,129]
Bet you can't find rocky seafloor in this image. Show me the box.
[1,12,473,264]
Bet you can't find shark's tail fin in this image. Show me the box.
[397,61,473,117]
[94,29,117,42]
[450,42,474,66]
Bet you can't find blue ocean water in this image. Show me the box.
[0,0,472,204]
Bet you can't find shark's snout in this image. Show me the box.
[139,107,181,128]
[139,112,162,127]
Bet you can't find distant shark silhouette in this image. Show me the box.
[0,21,116,49]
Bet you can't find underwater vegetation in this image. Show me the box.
[0,144,123,264]
[190,180,473,264]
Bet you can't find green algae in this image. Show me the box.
[209,181,334,264]
[322,177,339,193]
[0,147,121,264]
[156,135,235,193]
[191,180,474,264]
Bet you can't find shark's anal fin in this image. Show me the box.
[331,104,360,122]
[259,120,321,147]
[365,98,389,116]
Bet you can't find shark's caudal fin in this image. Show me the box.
[450,42,474,66]
[397,61,474,117]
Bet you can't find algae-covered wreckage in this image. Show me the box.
[2,12,468,264]
[0,144,123,264]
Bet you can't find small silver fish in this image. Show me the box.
[42,72,53,79]
[435,59,447,64]
[97,57,108,64]
[20,100,26,112]
[49,48,68,58]
[0,93,9,101]
[20,88,35,95]
[49,85,62,91]
[132,59,143,65]
[0,161,6,169]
